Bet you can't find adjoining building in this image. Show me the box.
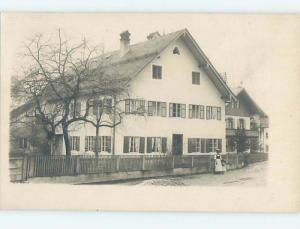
[10,28,268,156]
[225,87,269,153]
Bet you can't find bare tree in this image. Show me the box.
[12,29,103,156]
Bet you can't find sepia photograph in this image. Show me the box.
[1,13,299,211]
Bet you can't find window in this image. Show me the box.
[226,118,234,129]
[169,103,186,118]
[125,99,146,115]
[152,65,162,79]
[70,136,80,151]
[189,105,204,119]
[100,136,111,152]
[226,137,235,152]
[146,137,167,153]
[148,101,167,117]
[192,72,200,85]
[91,98,112,116]
[206,139,222,153]
[188,138,221,153]
[173,47,180,55]
[85,136,95,151]
[18,137,28,149]
[70,101,81,118]
[123,136,145,154]
[206,106,221,120]
[266,132,269,139]
[85,136,111,153]
[188,138,201,153]
[238,119,245,129]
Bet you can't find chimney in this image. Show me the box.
[147,31,161,40]
[120,30,130,56]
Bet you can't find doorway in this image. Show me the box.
[172,134,183,155]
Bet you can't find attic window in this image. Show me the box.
[173,47,180,55]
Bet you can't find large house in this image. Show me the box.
[11,28,268,156]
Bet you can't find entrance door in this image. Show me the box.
[172,134,183,155]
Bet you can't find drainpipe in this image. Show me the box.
[112,95,116,155]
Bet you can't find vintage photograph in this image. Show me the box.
[6,13,271,186]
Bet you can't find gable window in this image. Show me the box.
[69,136,80,151]
[148,101,167,117]
[169,103,186,118]
[152,65,162,79]
[123,136,145,154]
[125,99,146,115]
[192,72,200,85]
[189,104,204,119]
[173,47,180,55]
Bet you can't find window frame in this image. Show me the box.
[192,71,200,85]
[152,65,162,79]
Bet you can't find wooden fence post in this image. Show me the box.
[142,155,145,171]
[75,156,81,175]
[116,155,120,172]
[22,154,28,182]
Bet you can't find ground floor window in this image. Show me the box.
[188,138,222,153]
[123,136,145,153]
[146,137,167,153]
[85,136,111,153]
[70,136,80,151]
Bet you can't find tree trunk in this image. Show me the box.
[63,124,71,156]
[95,126,100,157]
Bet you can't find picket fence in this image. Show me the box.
[11,153,268,182]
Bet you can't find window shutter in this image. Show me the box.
[162,102,167,117]
[201,139,205,153]
[147,137,152,153]
[76,137,80,151]
[206,139,210,153]
[162,137,167,153]
[169,103,173,117]
[189,105,192,119]
[139,137,145,154]
[188,139,192,153]
[181,104,186,118]
[107,137,112,153]
[123,136,129,153]
[85,137,88,151]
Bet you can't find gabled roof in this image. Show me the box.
[232,86,268,117]
[11,28,237,117]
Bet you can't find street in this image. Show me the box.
[113,162,268,186]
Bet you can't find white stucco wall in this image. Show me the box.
[65,38,227,155]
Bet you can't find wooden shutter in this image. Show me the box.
[188,138,192,153]
[206,139,211,153]
[123,136,129,153]
[139,137,145,154]
[162,137,167,153]
[181,104,186,118]
[169,103,173,117]
[85,137,88,151]
[76,136,80,151]
[107,137,111,153]
[147,137,152,153]
[189,105,192,119]
[201,139,205,153]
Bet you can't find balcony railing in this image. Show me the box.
[226,128,259,137]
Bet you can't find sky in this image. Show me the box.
[2,13,300,120]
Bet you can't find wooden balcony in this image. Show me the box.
[226,128,259,137]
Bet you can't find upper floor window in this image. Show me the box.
[238,118,245,129]
[70,101,81,118]
[206,106,221,120]
[125,99,146,115]
[169,103,186,118]
[226,118,234,129]
[152,65,162,79]
[91,98,112,116]
[189,104,204,119]
[148,101,167,117]
[192,72,200,85]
